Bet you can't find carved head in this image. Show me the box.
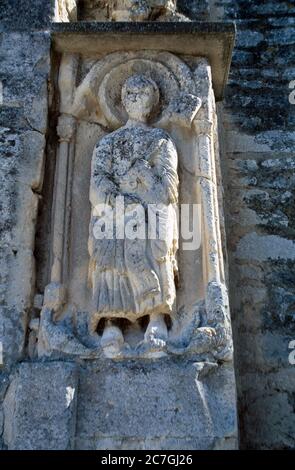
[121,75,159,121]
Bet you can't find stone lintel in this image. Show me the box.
[51,21,236,101]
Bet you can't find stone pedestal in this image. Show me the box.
[77,359,238,450]
[3,360,237,450]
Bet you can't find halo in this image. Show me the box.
[98,59,180,128]
[71,51,196,127]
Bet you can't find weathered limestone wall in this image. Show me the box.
[0,0,295,450]
[0,4,52,448]
[0,33,51,358]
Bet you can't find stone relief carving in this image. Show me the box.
[88,75,179,355]
[36,50,233,361]
[77,0,189,21]
[54,0,78,21]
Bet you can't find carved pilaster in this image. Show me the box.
[51,114,76,285]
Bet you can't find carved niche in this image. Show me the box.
[35,50,233,361]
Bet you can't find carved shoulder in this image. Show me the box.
[92,134,114,176]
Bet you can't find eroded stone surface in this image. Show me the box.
[3,362,78,450]
[5,0,295,452]
[36,50,233,365]
[88,75,179,355]
[78,0,190,22]
[75,359,238,450]
[0,31,50,368]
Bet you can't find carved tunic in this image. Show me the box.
[89,124,179,321]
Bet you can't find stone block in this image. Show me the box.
[3,362,78,450]
[76,358,238,450]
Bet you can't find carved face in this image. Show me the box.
[121,75,159,121]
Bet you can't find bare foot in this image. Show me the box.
[101,321,124,356]
[144,313,168,350]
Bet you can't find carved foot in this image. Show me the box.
[140,314,168,356]
[101,320,124,357]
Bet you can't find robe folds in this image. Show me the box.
[89,124,179,322]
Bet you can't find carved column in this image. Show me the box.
[51,114,75,284]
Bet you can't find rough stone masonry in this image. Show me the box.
[0,0,295,451]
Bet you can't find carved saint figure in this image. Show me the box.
[89,75,179,351]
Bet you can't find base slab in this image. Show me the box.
[3,359,238,450]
